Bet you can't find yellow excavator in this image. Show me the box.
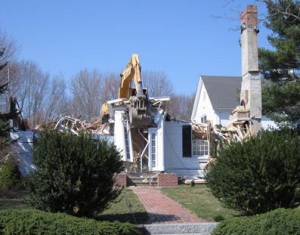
[101,54,152,128]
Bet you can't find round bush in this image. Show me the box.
[206,129,300,215]
[26,130,124,217]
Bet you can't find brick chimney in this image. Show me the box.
[240,5,262,135]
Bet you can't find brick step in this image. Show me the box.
[127,175,158,186]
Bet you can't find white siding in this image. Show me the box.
[163,121,201,178]
[148,126,164,171]
[114,111,133,162]
[214,111,232,126]
[192,83,216,124]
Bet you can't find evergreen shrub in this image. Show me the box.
[0,155,21,190]
[206,129,300,215]
[26,130,124,217]
[0,209,140,235]
[212,208,300,235]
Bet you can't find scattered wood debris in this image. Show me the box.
[34,115,110,136]
[192,106,253,160]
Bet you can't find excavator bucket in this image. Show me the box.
[129,96,152,128]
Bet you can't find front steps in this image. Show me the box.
[142,223,218,235]
[127,172,159,186]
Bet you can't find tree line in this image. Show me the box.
[0,33,194,128]
[0,0,299,130]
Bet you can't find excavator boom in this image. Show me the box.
[101,54,152,128]
[119,54,143,99]
[119,54,151,128]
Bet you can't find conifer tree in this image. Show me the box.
[259,0,300,128]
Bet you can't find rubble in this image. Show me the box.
[34,115,110,136]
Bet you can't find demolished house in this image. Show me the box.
[6,5,272,183]
[92,4,274,181]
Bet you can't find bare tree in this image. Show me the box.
[43,75,67,122]
[69,69,103,121]
[168,93,195,121]
[8,61,50,127]
[100,73,119,103]
[141,71,174,97]
[0,30,17,73]
[0,31,18,113]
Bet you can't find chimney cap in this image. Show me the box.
[241,5,258,28]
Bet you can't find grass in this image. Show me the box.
[0,188,148,224]
[0,198,30,210]
[98,188,148,224]
[161,184,238,222]
[1,185,235,223]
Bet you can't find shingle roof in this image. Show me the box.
[201,75,241,112]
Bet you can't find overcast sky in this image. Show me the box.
[0,0,271,95]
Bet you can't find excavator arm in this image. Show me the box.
[118,54,144,99]
[101,54,152,128]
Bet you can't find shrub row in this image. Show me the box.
[212,208,300,235]
[0,209,141,235]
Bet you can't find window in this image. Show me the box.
[151,133,156,167]
[200,115,207,123]
[202,91,206,101]
[124,126,131,160]
[182,125,192,157]
[192,139,209,156]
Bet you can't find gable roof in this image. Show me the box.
[202,75,241,111]
[191,75,242,121]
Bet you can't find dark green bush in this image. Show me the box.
[206,129,300,215]
[26,130,124,217]
[0,155,21,190]
[212,208,300,235]
[0,209,141,235]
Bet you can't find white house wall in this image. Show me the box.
[114,111,133,162]
[163,121,201,178]
[192,81,216,125]
[148,126,164,172]
[214,111,231,126]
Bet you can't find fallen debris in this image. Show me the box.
[34,115,111,136]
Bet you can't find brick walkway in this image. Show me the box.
[132,187,207,224]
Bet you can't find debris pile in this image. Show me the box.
[192,122,209,139]
[35,116,111,136]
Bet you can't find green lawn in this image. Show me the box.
[0,199,30,210]
[1,185,235,223]
[0,188,148,224]
[98,188,148,224]
[161,184,238,222]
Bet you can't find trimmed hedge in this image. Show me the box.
[212,208,300,235]
[206,129,300,215]
[0,209,141,235]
